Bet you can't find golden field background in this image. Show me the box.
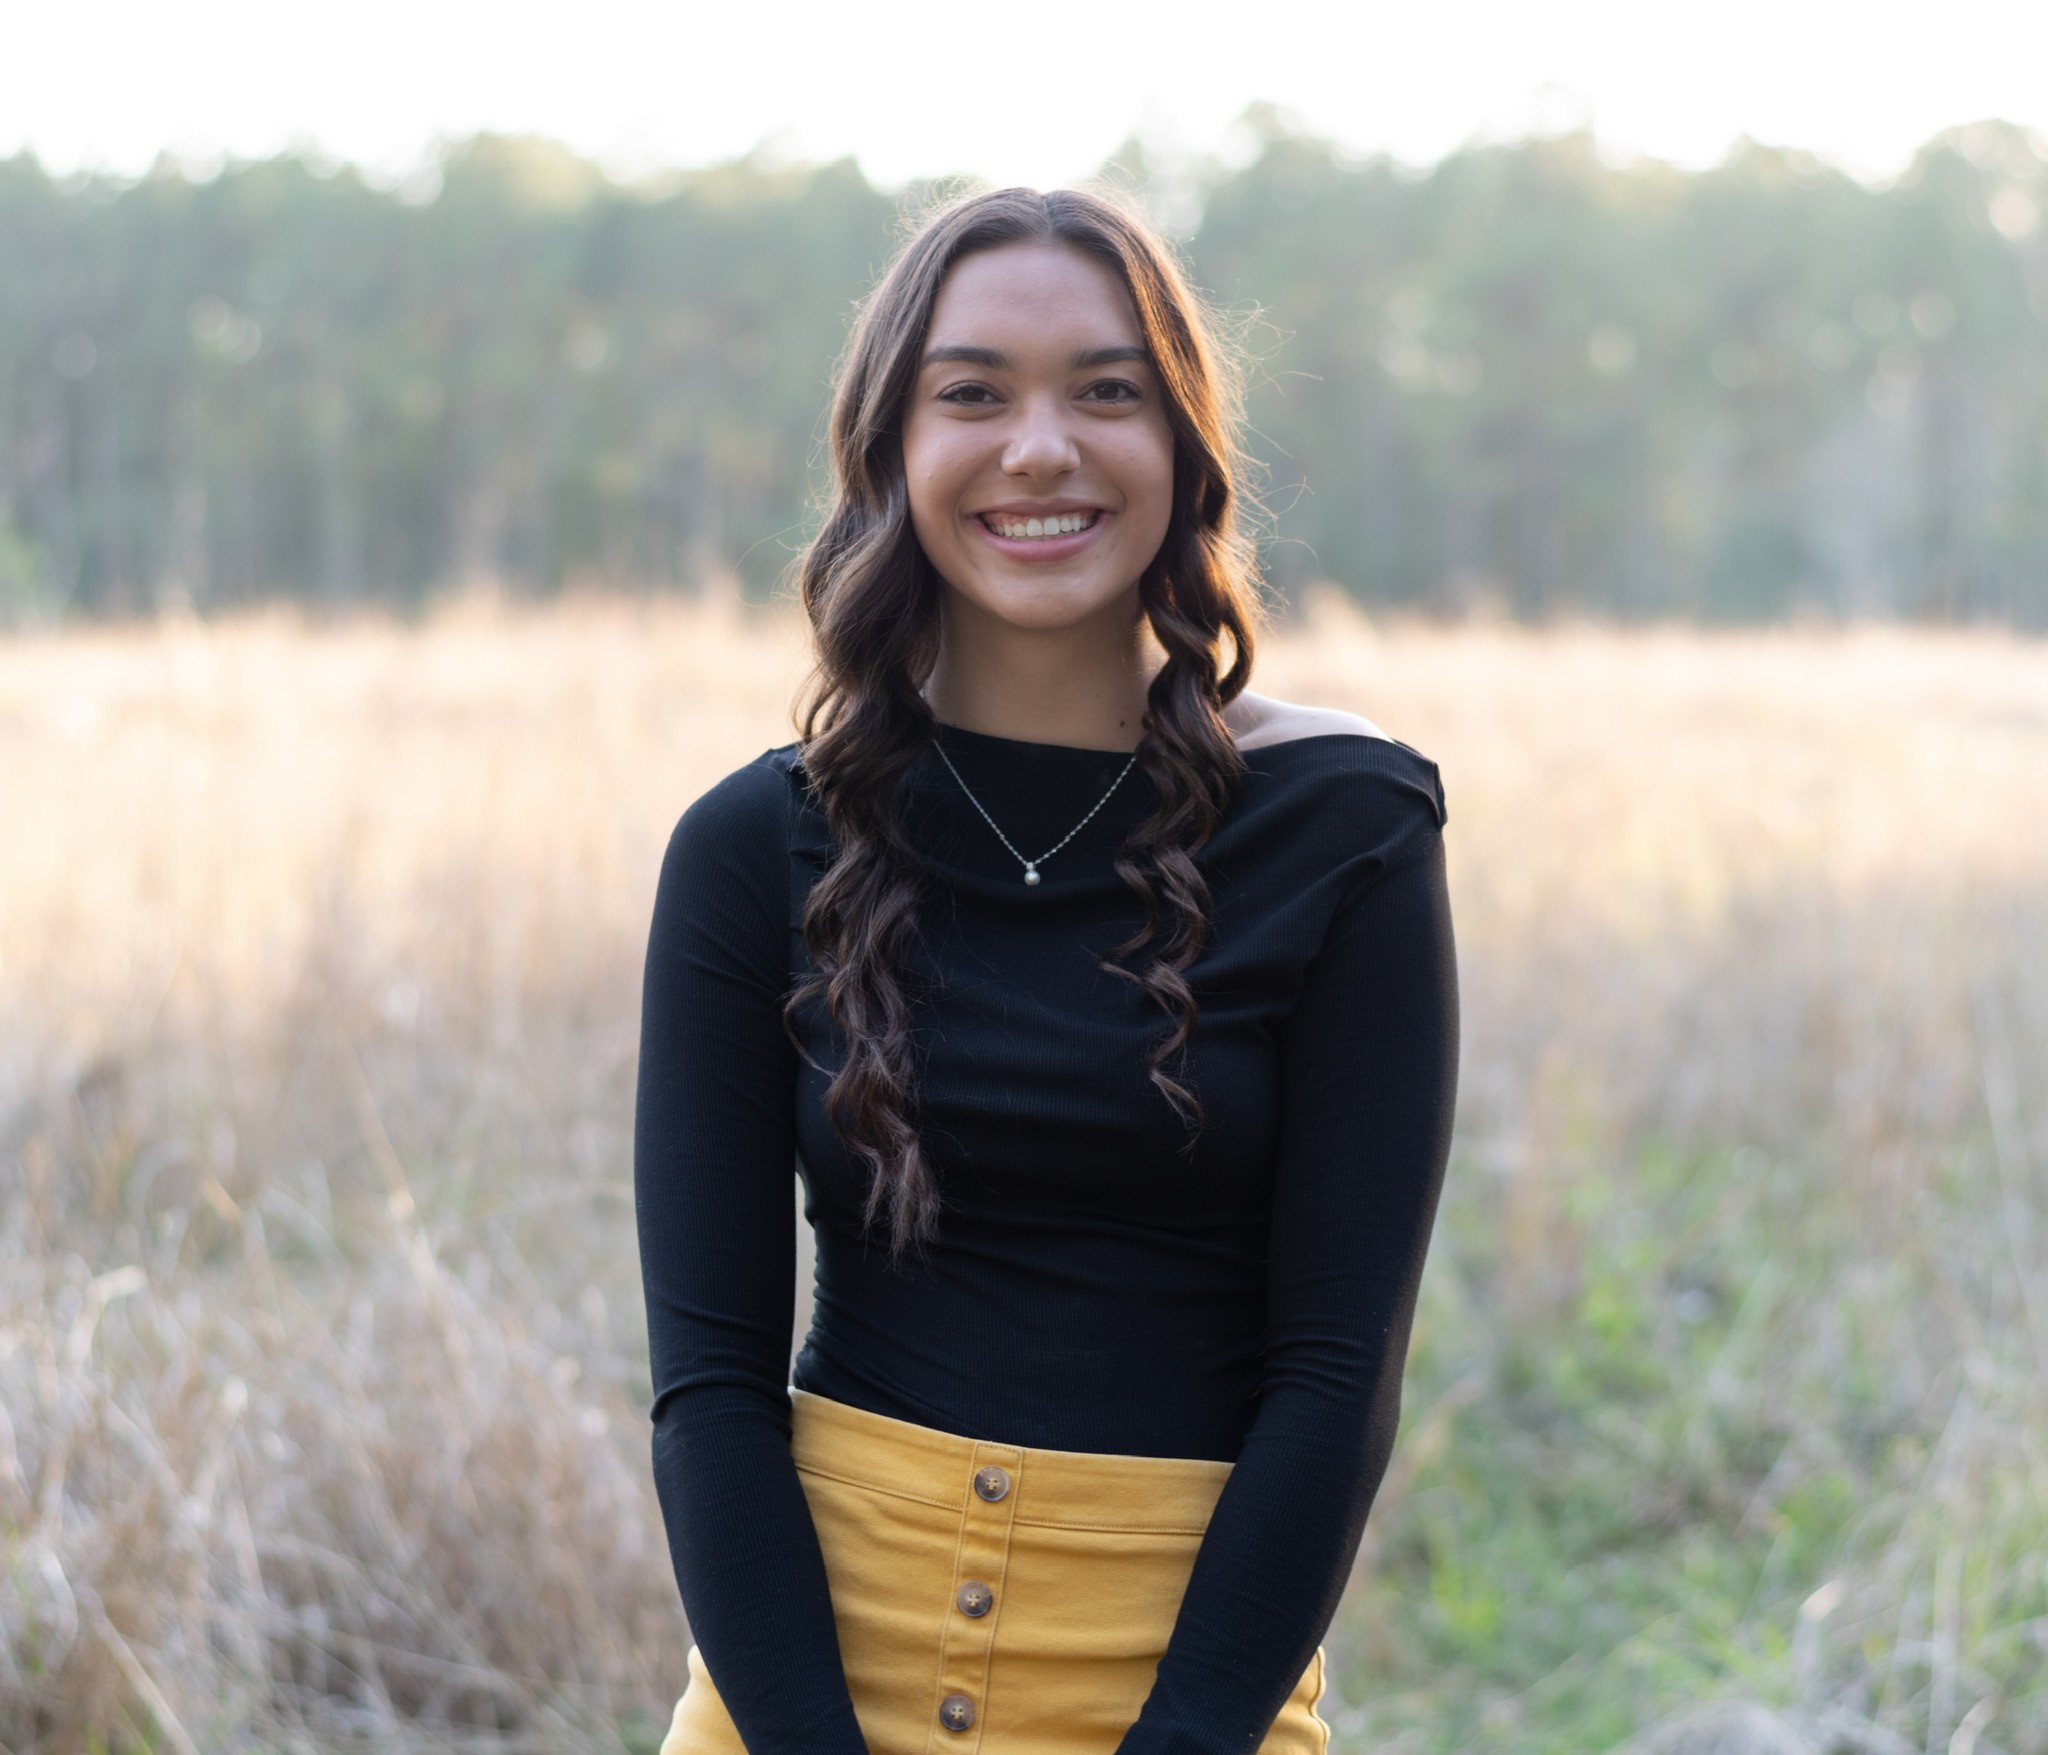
[3,596,2046,1754]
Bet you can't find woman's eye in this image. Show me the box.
[939,383,998,406]
[1082,379,1141,404]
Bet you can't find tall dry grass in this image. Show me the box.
[2,592,2044,1753]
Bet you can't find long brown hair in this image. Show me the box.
[786,185,1264,1257]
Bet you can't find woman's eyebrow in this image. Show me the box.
[923,343,1009,369]
[919,343,1152,370]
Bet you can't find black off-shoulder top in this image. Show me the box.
[633,722,1459,1755]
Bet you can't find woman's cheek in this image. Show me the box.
[905,457,949,545]
[1126,443,1175,559]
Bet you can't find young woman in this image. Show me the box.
[634,186,1459,1755]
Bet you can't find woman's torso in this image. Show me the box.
[779,721,1447,1461]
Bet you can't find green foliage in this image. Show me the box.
[0,508,55,624]
[1190,121,2048,622]
[1324,1130,2048,1752]
[3,121,2046,621]
[0,140,897,611]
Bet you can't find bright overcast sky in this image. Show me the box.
[7,0,2046,190]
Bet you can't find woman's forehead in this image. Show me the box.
[928,242,1143,349]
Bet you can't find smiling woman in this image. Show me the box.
[633,186,1459,1755]
[904,246,1174,647]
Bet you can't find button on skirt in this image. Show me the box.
[659,1387,1330,1755]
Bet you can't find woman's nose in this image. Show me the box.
[1001,394,1081,479]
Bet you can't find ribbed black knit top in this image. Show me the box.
[632,721,1459,1755]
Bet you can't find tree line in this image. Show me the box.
[3,116,2045,624]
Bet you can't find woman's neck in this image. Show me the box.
[921,591,1163,753]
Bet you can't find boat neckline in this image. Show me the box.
[929,718,1400,759]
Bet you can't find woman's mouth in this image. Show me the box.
[979,509,1101,541]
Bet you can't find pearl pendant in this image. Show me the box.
[1023,866,1041,886]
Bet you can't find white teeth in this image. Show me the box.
[988,511,1097,539]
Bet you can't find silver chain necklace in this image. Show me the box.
[932,738,1138,886]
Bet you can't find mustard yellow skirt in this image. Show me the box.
[660,1388,1329,1754]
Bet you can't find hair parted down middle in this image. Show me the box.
[784,184,1266,1259]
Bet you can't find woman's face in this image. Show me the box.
[901,240,1176,636]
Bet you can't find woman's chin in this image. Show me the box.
[955,574,1140,635]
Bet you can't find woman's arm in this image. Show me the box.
[634,757,870,1754]
[1115,796,1461,1755]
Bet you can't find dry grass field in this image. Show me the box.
[3,594,2045,1755]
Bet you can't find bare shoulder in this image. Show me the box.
[1225,690,1390,751]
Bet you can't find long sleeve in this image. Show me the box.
[632,760,870,1754]
[1114,808,1461,1755]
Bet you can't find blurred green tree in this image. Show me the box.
[1,120,2043,622]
